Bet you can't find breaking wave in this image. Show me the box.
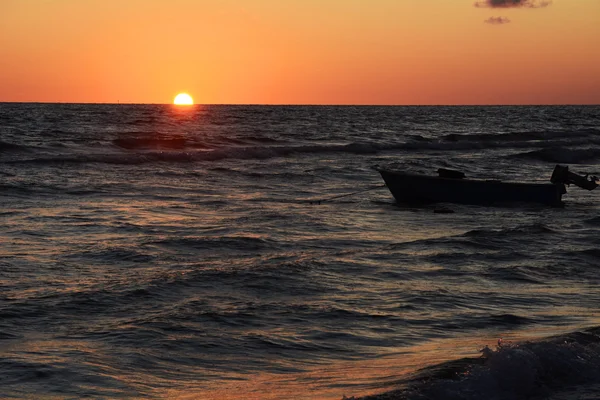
[360,327,600,400]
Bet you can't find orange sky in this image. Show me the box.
[1,0,599,104]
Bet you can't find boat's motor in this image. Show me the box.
[551,165,599,191]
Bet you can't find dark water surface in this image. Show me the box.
[1,104,600,399]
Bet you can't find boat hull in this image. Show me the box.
[379,170,565,207]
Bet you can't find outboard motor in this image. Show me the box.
[551,165,599,191]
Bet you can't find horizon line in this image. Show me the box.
[0,101,599,107]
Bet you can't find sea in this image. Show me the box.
[1,104,600,400]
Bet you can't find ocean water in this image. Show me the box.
[1,104,600,399]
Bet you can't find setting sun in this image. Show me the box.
[174,93,194,105]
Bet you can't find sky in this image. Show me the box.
[0,0,599,105]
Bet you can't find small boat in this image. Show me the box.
[378,165,598,207]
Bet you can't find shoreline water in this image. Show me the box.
[355,326,600,400]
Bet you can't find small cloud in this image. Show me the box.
[485,16,511,24]
[475,0,551,8]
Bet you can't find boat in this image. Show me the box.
[377,165,598,207]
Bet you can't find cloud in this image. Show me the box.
[475,0,551,8]
[485,16,511,24]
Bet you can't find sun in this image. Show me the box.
[174,93,194,105]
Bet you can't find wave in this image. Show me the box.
[463,223,557,238]
[113,137,188,150]
[111,133,283,151]
[0,358,139,398]
[437,313,535,330]
[215,135,281,146]
[0,183,44,195]
[3,142,389,165]
[243,135,280,143]
[584,216,600,226]
[66,247,155,264]
[511,147,600,164]
[358,326,600,400]
[0,140,29,153]
[147,235,280,252]
[6,129,600,165]
[390,224,557,254]
[0,330,21,340]
[442,128,600,144]
[0,138,536,166]
[0,182,104,197]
